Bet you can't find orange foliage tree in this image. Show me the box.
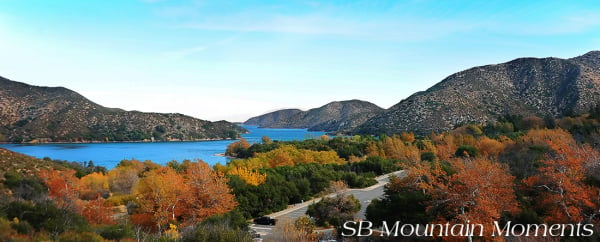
[403,158,518,240]
[180,161,237,225]
[133,166,188,233]
[38,168,117,226]
[133,161,237,232]
[430,133,457,161]
[400,132,415,143]
[225,138,251,157]
[81,195,115,225]
[476,137,505,157]
[518,128,576,148]
[38,168,81,212]
[381,136,420,162]
[524,140,600,224]
[366,141,386,158]
[442,158,518,225]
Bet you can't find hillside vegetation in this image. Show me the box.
[355,51,600,135]
[244,100,384,132]
[0,76,246,143]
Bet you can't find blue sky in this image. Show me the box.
[1,0,599,121]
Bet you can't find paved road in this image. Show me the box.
[250,170,406,240]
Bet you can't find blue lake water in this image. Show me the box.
[0,125,326,169]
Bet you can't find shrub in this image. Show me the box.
[455,145,479,157]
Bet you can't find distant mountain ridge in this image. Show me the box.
[244,109,303,127]
[244,100,384,132]
[0,76,247,143]
[354,51,600,135]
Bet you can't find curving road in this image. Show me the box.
[251,170,406,239]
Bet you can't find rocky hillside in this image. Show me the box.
[244,109,303,127]
[245,100,384,132]
[354,51,600,135]
[0,76,247,143]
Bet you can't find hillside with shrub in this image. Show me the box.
[0,76,247,143]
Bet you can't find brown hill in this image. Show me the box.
[244,100,384,132]
[0,76,247,142]
[244,109,303,127]
[354,51,600,135]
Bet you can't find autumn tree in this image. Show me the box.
[381,136,420,162]
[79,172,109,200]
[133,166,188,233]
[270,217,317,242]
[518,128,576,148]
[38,168,81,212]
[502,128,576,179]
[524,140,600,224]
[440,158,518,226]
[180,161,237,225]
[397,157,518,240]
[400,132,415,143]
[227,166,266,186]
[321,180,349,196]
[224,145,345,172]
[225,138,251,157]
[81,195,115,225]
[430,133,458,161]
[294,215,316,235]
[107,166,139,195]
[115,159,146,174]
[476,136,505,157]
[419,139,437,153]
[366,141,386,158]
[261,136,272,144]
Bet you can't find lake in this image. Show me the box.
[0,125,326,169]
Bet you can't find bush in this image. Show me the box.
[307,194,361,227]
[11,220,34,235]
[105,194,137,206]
[181,225,253,242]
[4,201,90,235]
[455,145,479,157]
[420,151,437,162]
[99,223,134,241]
[181,212,252,242]
[57,231,103,242]
[2,171,46,200]
[366,187,431,226]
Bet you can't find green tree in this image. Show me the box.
[306,194,361,227]
[455,145,479,157]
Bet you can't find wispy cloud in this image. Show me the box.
[479,11,600,36]
[161,32,244,59]
[139,0,167,3]
[180,14,481,42]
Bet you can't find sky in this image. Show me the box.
[1,0,599,122]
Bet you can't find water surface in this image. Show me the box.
[0,125,326,169]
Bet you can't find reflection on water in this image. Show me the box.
[0,125,326,169]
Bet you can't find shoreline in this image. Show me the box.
[213,153,236,159]
[0,137,240,145]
